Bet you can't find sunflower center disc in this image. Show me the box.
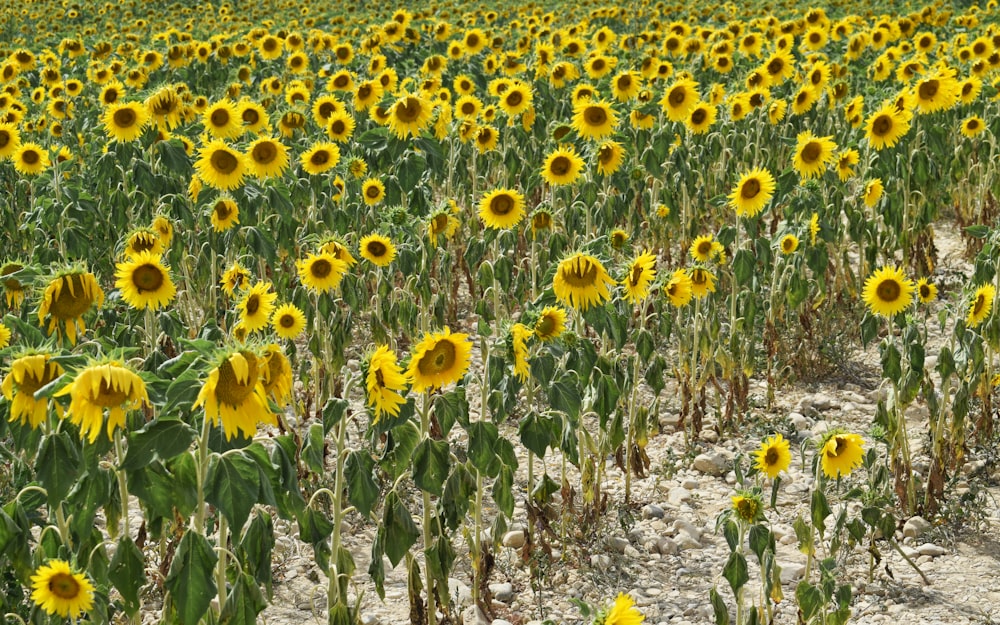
[668,87,686,106]
[418,340,456,377]
[395,98,421,123]
[280,314,296,328]
[918,79,939,100]
[618,76,631,89]
[252,142,276,164]
[113,108,137,128]
[537,316,555,337]
[0,131,10,147]
[216,355,257,406]
[367,241,387,257]
[332,121,346,134]
[506,91,522,107]
[832,436,848,456]
[691,109,706,124]
[741,179,761,199]
[210,109,231,128]
[366,186,381,199]
[311,259,332,279]
[91,377,130,407]
[801,142,821,163]
[765,447,779,465]
[550,156,571,176]
[872,115,892,136]
[490,195,513,215]
[242,109,259,124]
[431,214,448,234]
[215,202,232,219]
[876,279,900,302]
[310,150,329,166]
[767,59,783,75]
[211,150,239,175]
[972,294,986,316]
[49,275,94,319]
[585,106,606,126]
[48,573,80,599]
[22,150,39,165]
[245,294,260,315]
[132,264,165,293]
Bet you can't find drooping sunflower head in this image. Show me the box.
[610,228,629,250]
[296,251,348,294]
[967,283,996,328]
[478,188,525,230]
[360,233,396,267]
[364,344,409,421]
[237,281,278,333]
[530,208,554,239]
[664,269,693,308]
[114,251,177,311]
[37,268,105,346]
[260,344,293,405]
[194,348,275,440]
[862,266,914,318]
[406,327,472,393]
[318,237,357,267]
[1,261,27,310]
[863,178,884,207]
[533,305,567,342]
[2,351,64,428]
[54,360,150,443]
[151,215,174,247]
[819,430,865,479]
[30,559,95,619]
[552,252,616,311]
[621,251,657,304]
[220,262,251,297]
[754,433,791,479]
[428,210,460,242]
[123,228,165,258]
[728,167,776,218]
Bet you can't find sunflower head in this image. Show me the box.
[195,347,275,440]
[533,305,567,341]
[37,268,105,346]
[406,327,472,393]
[479,188,525,230]
[114,251,177,311]
[862,266,914,318]
[967,283,996,328]
[54,359,150,443]
[541,145,585,186]
[754,433,791,479]
[819,430,865,479]
[360,233,396,267]
[237,281,278,333]
[728,167,776,218]
[296,251,348,294]
[664,269,693,308]
[731,491,765,524]
[30,560,95,618]
[271,302,306,340]
[553,252,616,311]
[364,344,409,422]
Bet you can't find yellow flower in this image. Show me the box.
[0,321,8,348]
[534,306,566,341]
[360,234,396,267]
[862,266,914,317]
[220,262,250,297]
[755,433,791,479]
[792,131,837,179]
[245,137,289,179]
[102,101,149,142]
[916,278,937,304]
[967,283,996,328]
[195,140,246,191]
[660,77,700,122]
[297,252,348,294]
[407,327,472,393]
[541,145,584,186]
[690,267,716,299]
[13,142,51,175]
[571,99,618,140]
[300,141,340,175]
[604,592,644,625]
[553,252,616,311]
[195,349,275,440]
[365,345,409,421]
[731,492,764,524]
[361,178,386,206]
[865,103,910,150]
[596,140,625,175]
[237,281,277,333]
[621,251,657,304]
[685,101,716,134]
[260,344,293,405]
[55,361,150,443]
[835,149,859,182]
[428,210,460,242]
[387,93,433,139]
[864,178,884,207]
[689,235,718,263]
[202,99,242,139]
[729,168,776,218]
[780,234,799,255]
[210,197,240,232]
[30,560,95,619]
[960,115,986,138]
[3,352,64,428]
[820,432,865,479]
[479,188,525,229]
[271,303,306,339]
[114,251,177,310]
[664,269,693,308]
[0,122,22,159]
[510,323,532,381]
[38,269,104,346]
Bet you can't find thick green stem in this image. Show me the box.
[216,514,228,613]
[420,394,437,625]
[194,412,213,533]
[114,429,130,539]
[329,412,348,621]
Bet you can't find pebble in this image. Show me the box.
[675,533,702,550]
[655,538,679,555]
[360,615,380,625]
[489,582,515,603]
[916,543,947,557]
[903,516,932,539]
[779,562,806,583]
[501,530,525,549]
[591,554,612,569]
[668,487,692,505]
[789,412,811,431]
[642,504,665,519]
[692,450,732,476]
[608,536,630,554]
[681,478,700,490]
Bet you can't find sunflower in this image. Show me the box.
[595,140,625,175]
[360,234,396,267]
[271,302,306,339]
[196,140,246,191]
[300,141,340,175]
[361,178,386,206]
[2,352,64,428]
[0,122,20,159]
[820,431,865,479]
[685,101,716,134]
[387,93,432,139]
[353,80,383,111]
[541,146,585,186]
[13,142,50,175]
[534,306,566,341]
[246,137,289,179]
[1,261,26,310]
[553,252,616,311]
[55,361,149,443]
[865,103,910,150]
[689,268,716,299]
[0,320,8,348]
[296,251,348,293]
[220,262,251,297]
[237,282,277,333]
[780,234,800,255]
[731,492,765,524]
[762,48,795,83]
[664,269,693,307]
[967,284,996,328]
[202,99,242,139]
[499,82,532,117]
[863,178,884,207]
[114,251,176,311]
[916,278,937,304]
[571,99,618,140]
[365,345,409,422]
[728,167,776,218]
[792,131,837,179]
[913,69,959,114]
[754,433,791,479]
[479,188,525,229]
[611,71,641,102]
[194,349,275,440]
[407,327,472,393]
[210,197,240,232]
[326,111,356,143]
[835,149,859,182]
[99,101,146,142]
[428,210,460,241]
[660,77,700,122]
[689,235,719,263]
[30,560,94,619]
[259,344,293,405]
[38,269,104,346]
[960,115,986,138]
[238,100,269,134]
[152,215,173,247]
[767,99,787,124]
[319,238,358,267]
[621,251,657,304]
[603,592,644,625]
[862,266,914,317]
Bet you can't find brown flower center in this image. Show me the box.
[210,149,239,175]
[251,141,277,165]
[49,274,95,319]
[740,178,761,199]
[215,353,258,406]
[47,573,81,600]
[549,155,571,176]
[310,258,332,278]
[394,97,422,123]
[417,339,456,377]
[800,141,822,164]
[132,264,165,292]
[876,279,901,302]
[366,241,387,257]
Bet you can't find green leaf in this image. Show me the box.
[748,524,774,562]
[0,507,21,556]
[519,412,552,458]
[547,373,582,419]
[880,339,902,381]
[36,431,82,506]
[964,224,989,238]
[302,422,327,474]
[635,329,655,363]
[434,387,469,433]
[345,451,380,519]
[122,418,196,470]
[220,572,268,625]
[709,588,730,625]
[109,536,146,614]
[322,397,349,434]
[494,466,515,518]
[240,511,275,597]
[206,452,261,532]
[811,489,832,539]
[297,507,333,570]
[591,373,621,425]
[796,582,823,621]
[440,464,476,531]
[722,551,749,595]
[412,439,450,496]
[733,249,755,286]
[383,491,420,567]
[466,421,501,477]
[380,420,420,480]
[531,472,560,504]
[165,530,218,625]
[793,515,814,555]
[270,435,306,519]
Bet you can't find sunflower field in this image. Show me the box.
[0,0,999,622]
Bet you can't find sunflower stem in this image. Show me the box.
[114,429,130,540]
[419,393,437,625]
[329,409,348,620]
[194,410,212,534]
[216,514,228,613]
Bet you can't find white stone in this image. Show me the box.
[668,487,692,505]
[490,582,515,603]
[449,578,472,603]
[692,450,732,476]
[916,543,947,557]
[779,562,806,583]
[903,516,932,539]
[642,504,665,519]
[501,530,525,549]
[789,412,811,431]
[608,536,630,553]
